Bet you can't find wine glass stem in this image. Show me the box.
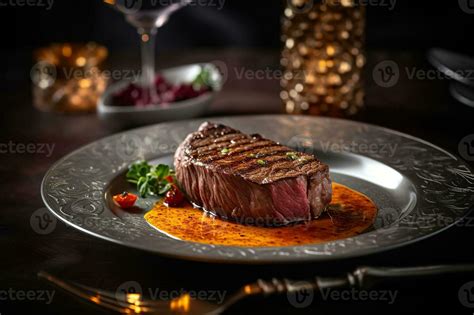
[139,27,158,104]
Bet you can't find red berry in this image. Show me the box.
[164,185,184,207]
[113,192,138,209]
[112,74,210,107]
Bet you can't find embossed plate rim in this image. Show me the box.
[41,115,474,263]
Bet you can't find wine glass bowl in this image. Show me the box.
[104,0,191,105]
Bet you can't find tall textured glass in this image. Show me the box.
[281,0,366,117]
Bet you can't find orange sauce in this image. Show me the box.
[145,183,377,247]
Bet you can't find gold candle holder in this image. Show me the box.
[31,42,108,113]
[281,0,366,117]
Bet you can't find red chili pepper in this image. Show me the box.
[165,175,174,183]
[113,192,138,209]
[164,185,184,207]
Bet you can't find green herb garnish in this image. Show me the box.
[286,152,298,160]
[126,161,174,198]
[220,147,230,154]
[298,156,310,163]
[256,159,266,166]
[248,153,256,158]
[192,66,215,90]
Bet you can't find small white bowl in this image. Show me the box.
[98,63,222,127]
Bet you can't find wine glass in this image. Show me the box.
[105,0,191,105]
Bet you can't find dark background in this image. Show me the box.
[1,0,474,91]
[2,1,474,62]
[2,0,474,88]
[2,0,474,50]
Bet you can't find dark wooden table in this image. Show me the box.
[1,49,474,315]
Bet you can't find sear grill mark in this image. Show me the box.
[181,122,325,184]
[229,152,320,178]
[190,132,243,150]
[197,140,279,162]
[190,136,252,157]
[213,146,291,170]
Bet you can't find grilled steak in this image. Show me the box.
[174,122,332,225]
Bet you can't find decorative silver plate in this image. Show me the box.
[41,115,474,263]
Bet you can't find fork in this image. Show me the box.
[38,264,474,314]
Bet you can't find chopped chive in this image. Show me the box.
[257,159,266,166]
[220,148,230,154]
[298,156,310,163]
[286,152,298,160]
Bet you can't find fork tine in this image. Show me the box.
[38,271,158,314]
[38,271,221,315]
[75,282,168,309]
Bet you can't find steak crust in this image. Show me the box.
[174,122,332,225]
